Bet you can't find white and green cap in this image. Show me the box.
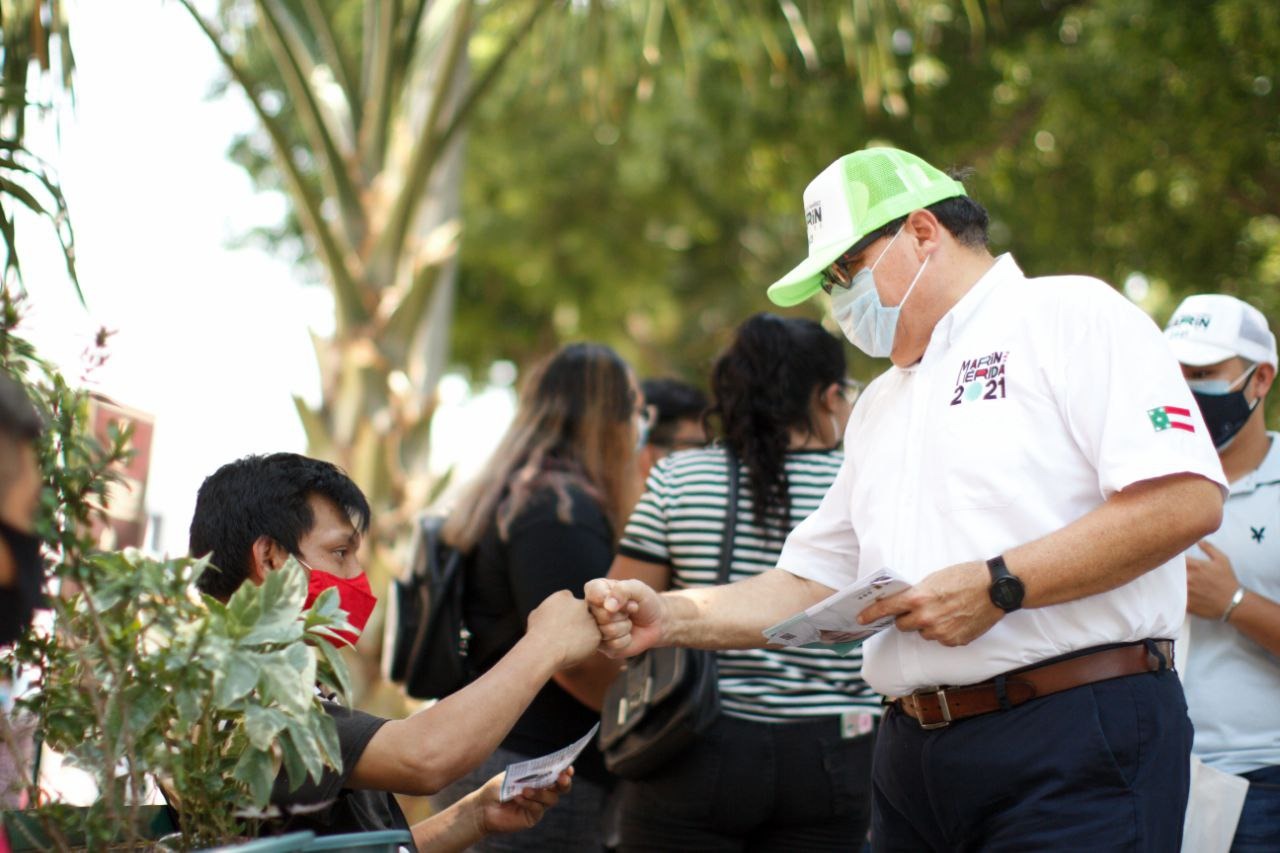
[766,148,967,307]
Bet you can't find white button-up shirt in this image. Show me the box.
[779,254,1227,696]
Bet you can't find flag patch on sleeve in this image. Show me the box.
[1147,406,1195,433]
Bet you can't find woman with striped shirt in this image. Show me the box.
[609,313,880,851]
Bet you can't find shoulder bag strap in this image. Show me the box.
[717,449,740,585]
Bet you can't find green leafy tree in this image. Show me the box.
[191,0,991,448]
[461,0,1280,391]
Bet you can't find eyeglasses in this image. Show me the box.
[820,253,859,295]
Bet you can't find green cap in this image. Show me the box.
[766,148,967,307]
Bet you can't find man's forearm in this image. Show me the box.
[661,569,833,650]
[352,632,561,794]
[1009,474,1223,609]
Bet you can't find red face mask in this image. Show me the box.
[303,566,377,647]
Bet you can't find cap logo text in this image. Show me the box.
[805,202,823,245]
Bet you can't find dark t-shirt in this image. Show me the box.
[466,481,614,786]
[0,536,44,647]
[268,701,413,846]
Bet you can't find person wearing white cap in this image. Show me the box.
[583,148,1229,851]
[1166,294,1280,852]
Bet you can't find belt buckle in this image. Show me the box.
[909,686,952,730]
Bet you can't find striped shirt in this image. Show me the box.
[620,446,881,723]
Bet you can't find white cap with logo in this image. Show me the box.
[1164,294,1277,368]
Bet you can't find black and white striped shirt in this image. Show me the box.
[620,446,881,723]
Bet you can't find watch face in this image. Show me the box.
[991,576,1024,611]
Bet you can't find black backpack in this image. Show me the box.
[384,515,473,699]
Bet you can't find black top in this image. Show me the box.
[0,525,44,647]
[465,481,614,786]
[268,702,413,846]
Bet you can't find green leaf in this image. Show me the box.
[260,657,311,715]
[284,642,317,689]
[241,615,305,647]
[232,747,275,808]
[214,650,261,707]
[243,705,289,752]
[278,728,311,792]
[281,717,324,784]
[125,684,169,736]
[277,557,308,611]
[315,637,352,701]
[313,708,342,770]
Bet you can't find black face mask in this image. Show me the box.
[1191,374,1260,450]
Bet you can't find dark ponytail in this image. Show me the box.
[707,313,845,537]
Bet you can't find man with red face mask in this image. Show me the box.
[189,452,605,851]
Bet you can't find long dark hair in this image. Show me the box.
[444,342,641,551]
[707,314,845,536]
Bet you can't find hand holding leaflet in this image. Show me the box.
[499,722,600,802]
[762,568,911,654]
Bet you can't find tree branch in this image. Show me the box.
[178,0,368,331]
[257,0,367,251]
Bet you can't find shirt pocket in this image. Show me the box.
[931,396,1027,511]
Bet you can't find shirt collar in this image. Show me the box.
[1229,433,1280,496]
[934,253,1024,349]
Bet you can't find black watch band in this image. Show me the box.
[986,555,1025,613]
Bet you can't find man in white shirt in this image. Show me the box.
[1167,294,1280,853]
[585,148,1227,850]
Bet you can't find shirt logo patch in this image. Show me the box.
[950,351,1008,406]
[1252,526,1265,543]
[1147,405,1195,433]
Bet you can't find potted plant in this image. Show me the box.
[2,300,354,850]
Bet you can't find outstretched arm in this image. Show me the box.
[585,568,835,658]
[350,591,602,796]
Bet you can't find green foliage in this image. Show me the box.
[1,301,352,850]
[457,0,1280,388]
[456,1,1003,383]
[12,555,351,849]
[0,0,79,300]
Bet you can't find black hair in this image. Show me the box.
[641,378,708,447]
[845,170,990,257]
[0,374,43,443]
[188,452,371,600]
[708,314,845,537]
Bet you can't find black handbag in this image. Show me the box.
[598,451,740,779]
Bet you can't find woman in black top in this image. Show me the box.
[429,342,643,852]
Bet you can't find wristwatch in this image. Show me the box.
[986,555,1025,613]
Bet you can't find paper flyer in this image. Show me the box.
[499,722,600,802]
[762,568,911,654]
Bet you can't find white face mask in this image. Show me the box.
[830,228,930,358]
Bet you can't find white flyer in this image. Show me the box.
[762,568,911,654]
[499,722,600,802]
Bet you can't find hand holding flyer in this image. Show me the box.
[499,722,599,802]
[762,568,911,654]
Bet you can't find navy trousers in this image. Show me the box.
[871,669,1193,852]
